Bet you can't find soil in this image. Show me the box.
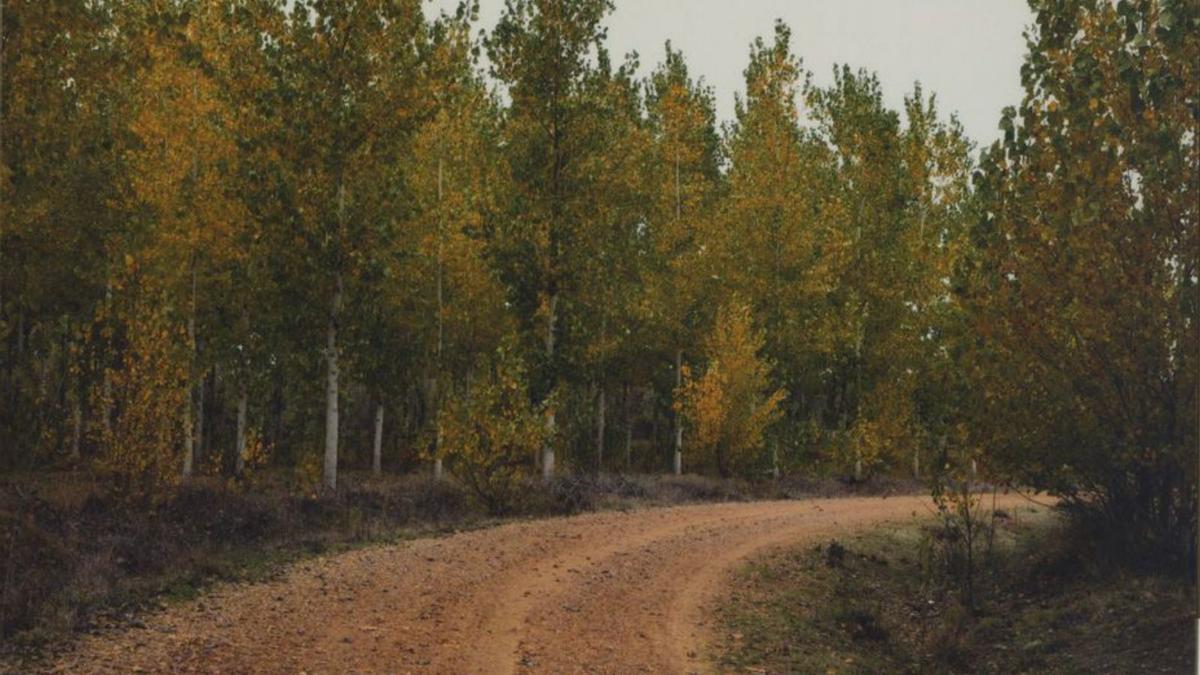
[45,494,1025,674]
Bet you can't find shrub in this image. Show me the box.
[436,342,549,515]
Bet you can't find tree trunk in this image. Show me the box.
[913,451,921,480]
[323,273,342,491]
[853,326,864,482]
[182,294,196,478]
[101,279,113,437]
[624,383,633,470]
[70,390,83,462]
[771,442,780,479]
[194,369,206,465]
[542,292,558,480]
[595,385,606,473]
[235,388,248,476]
[434,155,445,483]
[182,399,194,477]
[372,402,384,476]
[673,348,683,476]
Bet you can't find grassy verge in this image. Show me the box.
[0,469,915,665]
[715,505,1195,674]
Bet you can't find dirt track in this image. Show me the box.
[48,494,1024,674]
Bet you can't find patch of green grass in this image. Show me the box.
[714,508,1195,674]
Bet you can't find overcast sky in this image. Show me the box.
[427,0,1034,146]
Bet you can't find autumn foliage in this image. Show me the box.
[677,301,785,477]
[0,0,1195,568]
[436,342,549,514]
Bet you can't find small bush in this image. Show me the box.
[437,343,549,515]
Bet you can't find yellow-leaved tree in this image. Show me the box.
[92,266,188,498]
[677,300,785,477]
[436,340,549,514]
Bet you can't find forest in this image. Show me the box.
[1,0,1196,603]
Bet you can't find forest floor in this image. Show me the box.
[714,505,1195,674]
[37,493,1021,674]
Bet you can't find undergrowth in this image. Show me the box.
[716,505,1195,674]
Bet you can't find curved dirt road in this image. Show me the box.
[49,494,1021,674]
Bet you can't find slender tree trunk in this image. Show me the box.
[771,441,780,479]
[182,267,197,478]
[194,366,206,465]
[372,402,384,476]
[542,293,557,479]
[100,280,113,438]
[913,450,921,480]
[651,413,659,464]
[595,385,606,473]
[324,272,342,491]
[673,348,683,476]
[853,325,864,482]
[433,156,445,482]
[624,382,633,471]
[235,388,248,476]
[324,175,347,492]
[70,388,83,462]
[15,308,23,363]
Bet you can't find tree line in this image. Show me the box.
[2,0,1195,562]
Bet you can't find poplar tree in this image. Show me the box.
[280,0,428,490]
[485,0,614,478]
[965,0,1197,563]
[643,43,722,474]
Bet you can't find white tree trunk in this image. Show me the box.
[194,372,205,462]
[323,275,342,491]
[673,349,683,476]
[913,451,920,480]
[372,402,384,476]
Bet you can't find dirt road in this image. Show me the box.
[49,494,1023,674]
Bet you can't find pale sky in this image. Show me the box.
[427,0,1034,146]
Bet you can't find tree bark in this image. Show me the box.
[182,269,197,478]
[673,348,683,476]
[372,402,384,476]
[235,388,248,476]
[434,156,445,481]
[595,385,606,472]
[624,382,633,470]
[323,273,342,491]
[542,293,558,479]
[194,368,206,465]
[70,390,83,462]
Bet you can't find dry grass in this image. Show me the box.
[715,507,1195,674]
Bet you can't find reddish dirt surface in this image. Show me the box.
[47,494,1025,674]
